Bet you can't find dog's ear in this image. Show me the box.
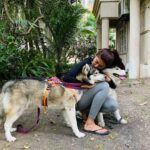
[82,64,90,75]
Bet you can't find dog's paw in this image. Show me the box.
[120,118,127,124]
[6,136,16,142]
[65,123,71,128]
[98,121,105,127]
[10,128,17,132]
[76,132,85,138]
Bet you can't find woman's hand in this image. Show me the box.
[105,74,111,82]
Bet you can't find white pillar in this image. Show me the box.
[96,23,101,50]
[129,0,140,79]
[101,18,109,48]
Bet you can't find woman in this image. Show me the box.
[61,48,125,135]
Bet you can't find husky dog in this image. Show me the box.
[0,79,85,142]
[97,67,127,127]
[76,64,105,84]
[76,64,127,127]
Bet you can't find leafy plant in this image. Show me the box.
[0,0,92,80]
[41,0,86,73]
[21,52,55,77]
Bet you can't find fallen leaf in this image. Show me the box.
[90,137,95,141]
[139,101,147,106]
[124,114,129,121]
[5,143,11,147]
[50,119,56,124]
[108,132,118,140]
[96,144,104,150]
[23,144,30,149]
[34,134,38,137]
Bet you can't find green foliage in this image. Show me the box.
[0,22,55,80]
[68,12,97,62]
[21,52,55,77]
[109,28,116,48]
[0,41,55,80]
[79,12,96,36]
[0,0,95,80]
[14,19,38,33]
[42,0,83,45]
[41,0,86,73]
[0,42,20,79]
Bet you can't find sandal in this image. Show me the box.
[83,128,109,136]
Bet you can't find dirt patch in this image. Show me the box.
[0,78,150,150]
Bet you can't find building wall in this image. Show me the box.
[140,0,150,77]
[116,21,129,66]
[100,1,119,18]
[93,0,150,78]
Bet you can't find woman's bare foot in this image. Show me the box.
[84,117,109,135]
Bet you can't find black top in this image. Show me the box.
[60,57,116,89]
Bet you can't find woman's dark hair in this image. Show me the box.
[96,48,125,69]
[96,48,114,67]
[111,50,125,69]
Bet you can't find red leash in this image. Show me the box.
[16,107,40,134]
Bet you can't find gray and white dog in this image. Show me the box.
[98,67,127,127]
[0,79,85,142]
[76,64,105,84]
[76,64,127,127]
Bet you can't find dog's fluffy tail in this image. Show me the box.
[1,80,15,93]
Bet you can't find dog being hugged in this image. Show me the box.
[97,67,128,127]
[0,79,85,142]
[76,64,105,85]
[76,64,127,127]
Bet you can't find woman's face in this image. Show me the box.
[92,56,106,69]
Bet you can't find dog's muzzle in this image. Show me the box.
[113,73,126,80]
